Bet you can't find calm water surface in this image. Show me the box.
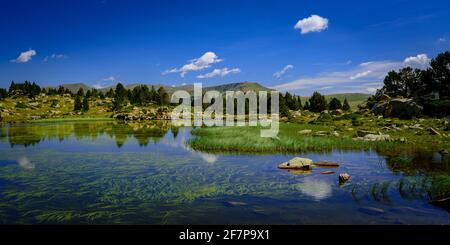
[0,121,449,224]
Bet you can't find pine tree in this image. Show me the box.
[74,96,83,111]
[0,88,8,100]
[82,97,89,112]
[76,88,85,97]
[342,98,351,111]
[308,91,328,112]
[329,97,343,110]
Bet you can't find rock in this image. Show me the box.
[331,109,344,116]
[439,149,449,155]
[409,124,423,130]
[371,97,423,119]
[428,127,441,136]
[356,130,377,137]
[338,173,351,184]
[358,206,385,215]
[314,131,329,136]
[321,171,336,175]
[225,201,248,207]
[278,157,313,170]
[331,131,340,137]
[361,134,391,142]
[380,94,391,101]
[291,110,301,118]
[429,197,450,211]
[298,129,312,134]
[313,161,340,167]
[357,102,368,110]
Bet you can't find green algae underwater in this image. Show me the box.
[0,121,449,224]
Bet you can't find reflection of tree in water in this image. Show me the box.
[4,121,175,148]
[377,150,450,212]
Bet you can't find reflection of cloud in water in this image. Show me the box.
[18,156,35,170]
[160,129,218,164]
[299,178,332,201]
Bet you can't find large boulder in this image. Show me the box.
[371,97,423,119]
[278,157,313,170]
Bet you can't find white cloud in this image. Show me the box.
[438,37,446,42]
[43,53,68,62]
[92,76,119,89]
[350,70,372,80]
[11,49,37,63]
[103,76,117,82]
[273,65,294,78]
[163,52,223,77]
[272,53,431,94]
[197,68,240,79]
[403,54,430,67]
[294,15,329,34]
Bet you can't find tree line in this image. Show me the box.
[0,81,171,112]
[369,51,450,116]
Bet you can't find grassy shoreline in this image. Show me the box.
[188,120,450,154]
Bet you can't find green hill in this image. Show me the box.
[300,93,370,110]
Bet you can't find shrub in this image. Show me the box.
[15,102,27,109]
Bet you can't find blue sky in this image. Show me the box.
[0,0,449,95]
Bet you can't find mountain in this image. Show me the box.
[206,82,273,93]
[46,83,92,94]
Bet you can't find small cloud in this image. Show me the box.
[438,37,446,42]
[350,70,372,80]
[43,53,68,62]
[92,76,119,89]
[294,15,329,34]
[11,49,37,63]
[181,82,187,86]
[103,76,117,82]
[197,67,240,79]
[273,65,294,78]
[403,53,430,67]
[163,52,223,77]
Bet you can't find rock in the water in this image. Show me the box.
[339,173,351,184]
[371,97,422,119]
[313,161,340,167]
[321,171,336,175]
[429,197,450,212]
[278,157,313,170]
[358,206,385,215]
[428,127,441,136]
[225,201,248,207]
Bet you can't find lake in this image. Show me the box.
[0,121,449,224]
